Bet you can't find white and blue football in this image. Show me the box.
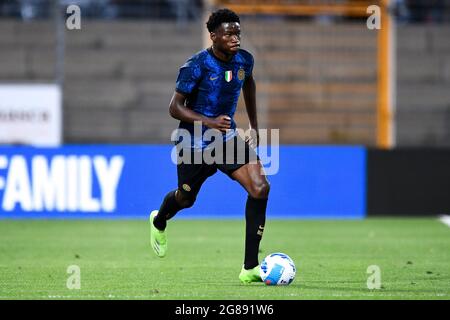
[260,252,296,286]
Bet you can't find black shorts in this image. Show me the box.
[176,135,258,198]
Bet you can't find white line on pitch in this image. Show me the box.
[439,215,450,228]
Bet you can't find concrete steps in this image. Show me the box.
[1,18,448,146]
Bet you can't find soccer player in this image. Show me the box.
[149,8,270,284]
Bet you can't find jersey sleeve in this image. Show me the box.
[175,60,202,95]
[247,53,254,78]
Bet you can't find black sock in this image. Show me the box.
[153,190,182,231]
[244,196,268,270]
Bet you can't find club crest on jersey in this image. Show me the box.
[224,70,232,82]
[238,68,245,80]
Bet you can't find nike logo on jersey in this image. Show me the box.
[209,76,219,81]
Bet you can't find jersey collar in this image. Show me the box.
[207,47,236,64]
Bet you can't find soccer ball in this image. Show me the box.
[260,252,296,285]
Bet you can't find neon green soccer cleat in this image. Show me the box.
[149,210,167,258]
[239,265,262,284]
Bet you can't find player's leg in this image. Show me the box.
[231,161,270,277]
[150,188,199,257]
[217,135,269,282]
[150,149,216,257]
[153,188,195,231]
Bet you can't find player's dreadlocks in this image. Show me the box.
[206,8,240,33]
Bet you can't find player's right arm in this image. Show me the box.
[172,57,231,132]
[169,91,231,132]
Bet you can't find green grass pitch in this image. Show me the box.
[0,218,449,300]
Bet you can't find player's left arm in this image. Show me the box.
[242,73,259,147]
